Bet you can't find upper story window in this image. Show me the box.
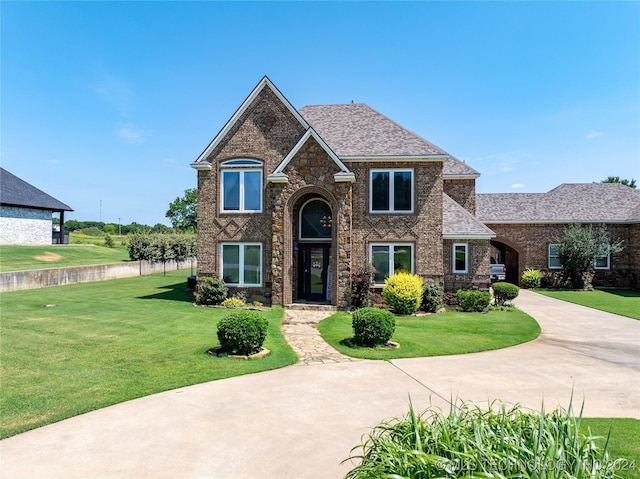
[370,169,413,213]
[221,159,262,212]
[300,199,332,240]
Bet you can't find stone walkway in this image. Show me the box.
[282,308,361,365]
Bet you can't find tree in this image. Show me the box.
[166,188,197,231]
[555,224,624,289]
[601,176,636,189]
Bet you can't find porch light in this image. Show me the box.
[320,215,332,228]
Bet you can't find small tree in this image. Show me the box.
[351,263,374,310]
[556,224,624,289]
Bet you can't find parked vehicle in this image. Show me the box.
[490,257,506,282]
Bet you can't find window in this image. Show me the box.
[453,243,468,273]
[548,244,562,269]
[370,169,413,213]
[221,243,262,286]
[595,245,610,270]
[300,199,332,240]
[221,159,262,212]
[370,244,413,284]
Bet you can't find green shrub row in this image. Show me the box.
[127,233,196,264]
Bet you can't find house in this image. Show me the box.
[477,183,640,288]
[191,77,494,308]
[0,168,73,245]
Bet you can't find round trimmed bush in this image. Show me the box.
[521,268,542,289]
[216,311,268,355]
[352,307,396,347]
[195,277,228,305]
[457,290,491,312]
[382,271,424,315]
[492,281,520,306]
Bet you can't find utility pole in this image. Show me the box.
[118,217,122,235]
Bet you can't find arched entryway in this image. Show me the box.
[294,197,334,302]
[490,239,520,285]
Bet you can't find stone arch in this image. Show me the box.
[490,236,522,285]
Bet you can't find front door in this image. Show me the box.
[298,244,330,301]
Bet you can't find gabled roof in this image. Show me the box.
[191,76,310,168]
[268,129,355,183]
[477,183,640,223]
[443,193,495,239]
[0,168,73,212]
[299,103,480,177]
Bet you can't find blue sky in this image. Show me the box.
[2,1,638,226]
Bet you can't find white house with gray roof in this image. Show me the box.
[0,168,73,246]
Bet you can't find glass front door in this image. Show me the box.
[298,244,330,301]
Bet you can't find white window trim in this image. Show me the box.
[452,243,468,274]
[369,169,414,214]
[220,160,263,213]
[220,243,262,287]
[369,243,414,285]
[548,244,562,269]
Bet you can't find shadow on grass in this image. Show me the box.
[598,289,640,298]
[137,281,195,303]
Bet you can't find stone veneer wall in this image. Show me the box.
[444,179,476,215]
[487,223,638,288]
[348,160,444,286]
[442,238,491,291]
[0,206,52,245]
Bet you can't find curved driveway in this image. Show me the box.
[1,290,638,478]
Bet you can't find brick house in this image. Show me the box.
[477,183,640,288]
[191,77,494,308]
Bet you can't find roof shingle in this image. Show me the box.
[0,168,73,212]
[443,193,496,237]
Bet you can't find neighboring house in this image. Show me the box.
[477,183,640,288]
[0,168,73,245]
[191,77,494,308]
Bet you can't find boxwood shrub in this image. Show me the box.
[352,307,396,347]
[195,277,228,305]
[216,311,268,356]
[492,281,520,306]
[457,290,491,312]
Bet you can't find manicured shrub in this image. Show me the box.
[345,400,630,479]
[457,290,491,312]
[492,282,520,306]
[351,265,374,310]
[521,267,542,289]
[221,297,244,308]
[421,281,444,313]
[195,277,228,305]
[382,271,424,315]
[352,307,396,347]
[216,311,268,356]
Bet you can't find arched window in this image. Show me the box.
[300,199,332,240]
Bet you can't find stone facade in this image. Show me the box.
[0,206,52,245]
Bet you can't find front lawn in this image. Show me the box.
[0,244,130,272]
[318,308,540,360]
[536,289,640,320]
[0,270,297,438]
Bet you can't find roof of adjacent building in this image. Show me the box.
[0,168,73,212]
[299,103,480,178]
[477,183,640,223]
[443,193,496,238]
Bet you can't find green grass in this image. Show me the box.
[69,232,129,247]
[0,270,297,438]
[318,308,541,360]
[582,418,640,477]
[536,289,640,320]
[0,244,131,272]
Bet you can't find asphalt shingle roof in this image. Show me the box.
[443,193,496,237]
[0,168,73,212]
[477,183,640,223]
[299,103,480,177]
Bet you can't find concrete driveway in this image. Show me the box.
[1,290,638,479]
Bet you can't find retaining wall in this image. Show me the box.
[0,259,197,293]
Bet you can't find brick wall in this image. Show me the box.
[444,178,476,214]
[443,238,491,291]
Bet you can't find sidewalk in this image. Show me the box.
[1,290,638,479]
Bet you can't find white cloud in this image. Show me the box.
[587,130,604,139]
[511,183,526,189]
[117,122,153,144]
